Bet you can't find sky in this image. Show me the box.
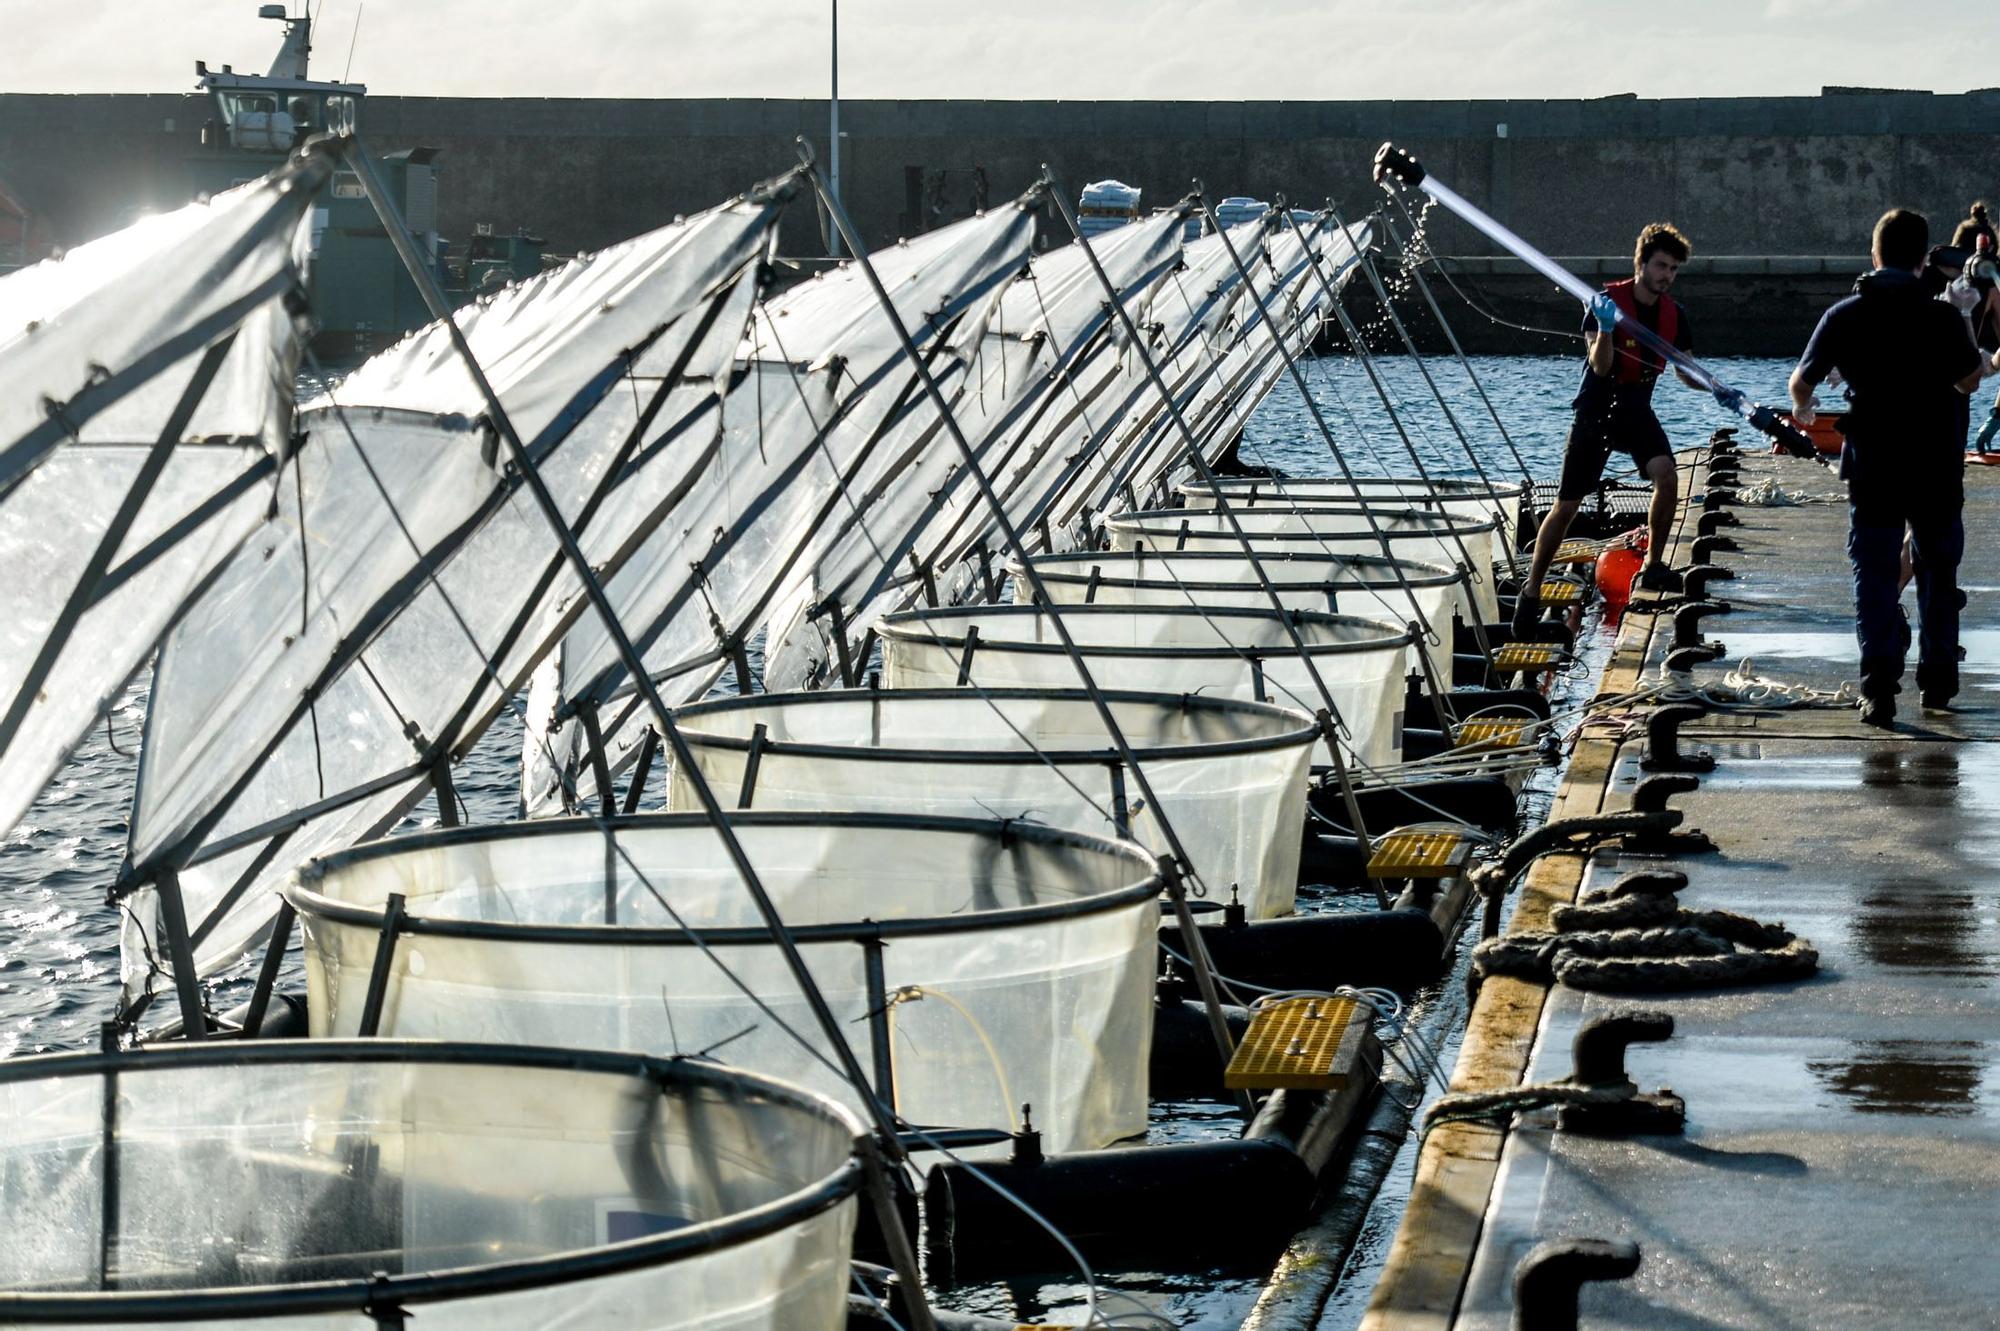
[0,0,1994,101]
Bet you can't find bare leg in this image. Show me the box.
[1524,498,1583,595]
[1643,453,1679,568]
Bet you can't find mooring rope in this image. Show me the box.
[1471,888,1818,992]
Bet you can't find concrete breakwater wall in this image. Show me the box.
[4,91,1995,351]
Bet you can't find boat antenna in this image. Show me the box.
[342,3,364,83]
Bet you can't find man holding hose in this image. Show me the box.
[1514,223,1703,637]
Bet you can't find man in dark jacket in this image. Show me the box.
[1790,207,2000,726]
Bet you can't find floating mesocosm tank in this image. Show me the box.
[286,813,1161,1156]
[0,1040,865,1328]
[672,688,1317,920]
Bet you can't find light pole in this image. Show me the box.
[828,0,841,258]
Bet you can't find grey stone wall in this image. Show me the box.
[6,90,1997,351]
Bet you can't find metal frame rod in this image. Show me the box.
[341,140,911,1169]
[1320,203,1523,579]
[1382,195,1532,480]
[239,899,296,1038]
[799,144,1251,1120]
[153,869,206,1039]
[355,891,406,1037]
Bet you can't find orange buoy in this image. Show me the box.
[1596,543,1644,611]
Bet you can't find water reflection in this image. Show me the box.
[1859,749,1961,792]
[1851,883,1993,976]
[1809,1040,1985,1116]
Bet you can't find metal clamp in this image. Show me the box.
[1625,775,1717,855]
[1512,1238,1644,1331]
[1560,1010,1685,1136]
[1641,703,1714,773]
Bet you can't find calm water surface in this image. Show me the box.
[0,350,1800,1323]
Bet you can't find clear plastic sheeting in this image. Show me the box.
[1104,505,1502,623]
[286,814,1160,1156]
[670,689,1316,919]
[1180,474,1524,550]
[1010,548,1462,686]
[120,192,785,1013]
[878,604,1411,770]
[0,156,319,842]
[0,153,324,493]
[526,206,1040,817]
[0,1042,863,1329]
[759,210,1190,694]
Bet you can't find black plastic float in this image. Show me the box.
[1162,906,1448,993]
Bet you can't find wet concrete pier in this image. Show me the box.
[1357,440,2000,1328]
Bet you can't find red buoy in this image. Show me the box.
[1596,543,1644,611]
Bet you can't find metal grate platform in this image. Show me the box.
[1454,718,1532,750]
[1366,827,1477,879]
[1538,579,1585,605]
[1549,540,1599,566]
[1492,642,1563,672]
[1224,995,1368,1091]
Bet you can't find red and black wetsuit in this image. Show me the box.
[1557,278,1695,500]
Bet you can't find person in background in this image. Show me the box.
[1514,223,1700,636]
[1952,201,1998,253]
[1965,235,2000,452]
[1789,207,2000,726]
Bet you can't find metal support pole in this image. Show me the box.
[861,934,897,1112]
[97,1022,119,1291]
[622,727,659,815]
[355,891,406,1038]
[153,869,206,1040]
[737,723,768,809]
[579,705,618,820]
[240,899,295,1038]
[344,140,915,1175]
[800,148,1246,1117]
[429,762,461,828]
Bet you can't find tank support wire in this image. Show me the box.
[1316,203,1525,582]
[344,142,921,1158]
[802,144,1251,1122]
[1383,194,1533,482]
[1190,193,1464,722]
[1267,206,1496,664]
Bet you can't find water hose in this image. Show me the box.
[1371,142,1822,463]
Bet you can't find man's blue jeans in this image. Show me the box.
[1848,499,1964,699]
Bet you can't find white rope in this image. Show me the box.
[1728,475,1824,507]
[1659,657,1857,709]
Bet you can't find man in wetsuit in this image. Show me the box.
[1514,223,1700,636]
[1789,207,2000,726]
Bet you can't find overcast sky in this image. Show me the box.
[1,0,1993,100]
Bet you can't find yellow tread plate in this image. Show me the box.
[1492,642,1562,671]
[1454,719,1531,749]
[1549,541,1599,566]
[1366,828,1476,879]
[1224,995,1368,1091]
[1537,579,1585,605]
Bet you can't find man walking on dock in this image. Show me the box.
[1789,207,2000,725]
[1514,223,1699,637]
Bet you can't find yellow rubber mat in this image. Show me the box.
[1454,718,1531,749]
[1224,995,1368,1091]
[1538,579,1585,605]
[1549,540,1599,566]
[1365,828,1476,879]
[1492,642,1562,671]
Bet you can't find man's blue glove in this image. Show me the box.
[1588,292,1620,333]
[1712,385,1746,415]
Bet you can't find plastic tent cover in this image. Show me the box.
[120,192,784,1011]
[523,206,1039,817]
[879,604,1411,770]
[669,691,1315,919]
[756,210,1189,691]
[1183,474,1522,538]
[0,164,321,840]
[287,817,1160,1156]
[1089,217,1370,523]
[0,1047,860,1329]
[0,156,324,492]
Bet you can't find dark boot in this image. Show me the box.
[1858,654,1904,727]
[1509,593,1543,640]
[1916,658,1959,712]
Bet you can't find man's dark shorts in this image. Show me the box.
[1557,411,1672,501]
